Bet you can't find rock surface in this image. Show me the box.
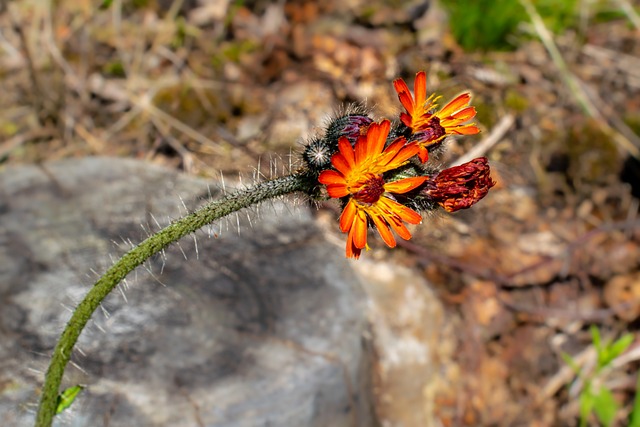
[0,158,374,426]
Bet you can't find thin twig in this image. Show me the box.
[9,8,45,126]
[73,123,106,152]
[149,116,198,173]
[135,95,231,156]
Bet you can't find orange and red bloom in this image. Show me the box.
[422,157,496,212]
[318,120,427,259]
[313,70,493,259]
[393,71,480,162]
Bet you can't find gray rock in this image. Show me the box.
[0,158,374,426]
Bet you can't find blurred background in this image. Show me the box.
[1,0,640,425]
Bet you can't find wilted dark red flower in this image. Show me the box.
[422,157,495,212]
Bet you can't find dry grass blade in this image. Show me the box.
[0,128,57,159]
[519,0,640,159]
[615,0,640,30]
[149,116,198,174]
[612,341,640,369]
[73,123,106,152]
[536,346,596,405]
[9,7,44,125]
[136,96,230,157]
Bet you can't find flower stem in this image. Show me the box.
[35,173,312,427]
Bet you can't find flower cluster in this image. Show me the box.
[393,71,480,162]
[303,71,495,259]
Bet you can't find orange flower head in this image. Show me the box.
[393,71,480,162]
[318,120,428,259]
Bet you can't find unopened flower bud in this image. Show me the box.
[303,114,374,175]
[326,114,374,144]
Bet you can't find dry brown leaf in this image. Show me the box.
[603,272,640,321]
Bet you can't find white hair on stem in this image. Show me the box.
[98,303,111,319]
[117,284,128,304]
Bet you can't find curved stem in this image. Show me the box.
[35,173,312,427]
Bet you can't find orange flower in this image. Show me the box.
[318,120,427,259]
[393,71,480,162]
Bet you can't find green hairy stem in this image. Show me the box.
[35,173,311,427]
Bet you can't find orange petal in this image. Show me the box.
[446,124,480,135]
[460,124,480,134]
[384,136,407,159]
[386,214,412,240]
[374,137,407,169]
[354,130,370,165]
[352,209,368,249]
[399,112,412,129]
[345,225,358,259]
[337,136,355,167]
[345,232,362,259]
[384,176,427,194]
[393,78,414,114]
[387,141,420,167]
[346,242,361,259]
[370,213,396,248]
[398,208,422,225]
[418,146,429,163]
[330,153,352,176]
[339,199,357,233]
[396,205,423,224]
[326,184,349,198]
[379,197,423,224]
[366,120,390,158]
[319,169,350,199]
[438,93,472,117]
[382,136,408,157]
[449,106,477,121]
[318,170,345,185]
[413,71,427,113]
